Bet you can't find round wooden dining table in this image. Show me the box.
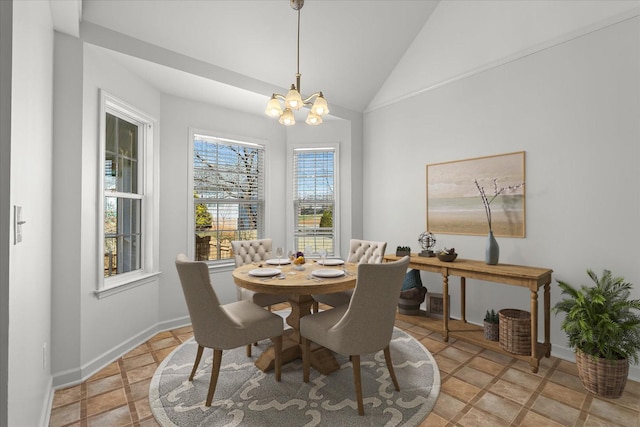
[232,260,357,375]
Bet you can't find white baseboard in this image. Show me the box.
[50,315,191,389]
[39,377,54,427]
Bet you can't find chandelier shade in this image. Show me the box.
[310,93,329,116]
[284,85,303,110]
[305,112,322,126]
[265,96,283,117]
[279,108,296,126]
[266,0,328,126]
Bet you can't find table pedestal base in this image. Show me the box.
[255,329,340,375]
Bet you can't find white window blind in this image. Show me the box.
[292,147,335,255]
[193,134,265,263]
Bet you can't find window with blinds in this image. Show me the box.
[293,147,336,256]
[192,134,265,263]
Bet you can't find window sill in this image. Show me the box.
[207,260,235,272]
[95,271,161,299]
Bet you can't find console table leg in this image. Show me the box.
[530,290,539,373]
[443,274,449,342]
[544,282,551,357]
[460,277,466,323]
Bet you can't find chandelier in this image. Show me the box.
[265,0,329,126]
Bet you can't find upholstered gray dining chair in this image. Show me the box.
[231,239,290,306]
[175,254,284,407]
[312,239,388,308]
[300,256,410,415]
[231,239,290,356]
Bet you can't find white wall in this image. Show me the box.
[80,44,162,374]
[51,31,83,386]
[157,94,288,322]
[369,0,640,111]
[364,9,640,378]
[0,1,12,424]
[51,41,163,387]
[9,1,54,425]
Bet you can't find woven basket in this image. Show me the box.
[498,309,531,355]
[575,349,629,399]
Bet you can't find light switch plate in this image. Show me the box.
[14,205,23,244]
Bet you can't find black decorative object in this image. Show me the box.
[418,231,436,257]
[396,246,411,257]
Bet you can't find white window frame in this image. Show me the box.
[188,129,268,268]
[287,143,340,258]
[96,90,159,298]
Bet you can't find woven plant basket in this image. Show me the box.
[575,349,629,399]
[498,309,531,355]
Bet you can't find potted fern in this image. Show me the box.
[396,246,411,257]
[553,269,640,398]
[483,309,499,341]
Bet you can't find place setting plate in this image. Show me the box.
[265,258,291,265]
[316,258,344,266]
[312,269,345,278]
[248,268,282,277]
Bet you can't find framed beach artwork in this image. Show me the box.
[426,151,526,237]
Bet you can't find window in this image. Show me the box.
[191,133,265,264]
[99,91,157,296]
[292,146,338,256]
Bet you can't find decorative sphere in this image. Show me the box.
[418,231,436,251]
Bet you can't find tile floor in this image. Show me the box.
[49,305,640,426]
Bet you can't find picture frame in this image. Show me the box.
[426,151,526,237]
[426,292,448,319]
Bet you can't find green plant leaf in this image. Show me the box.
[553,269,640,364]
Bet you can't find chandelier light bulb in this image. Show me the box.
[265,96,283,117]
[284,85,303,110]
[310,93,329,116]
[279,108,296,126]
[305,111,322,126]
[264,0,328,126]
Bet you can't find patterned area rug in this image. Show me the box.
[149,318,439,426]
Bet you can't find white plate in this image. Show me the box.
[317,258,344,266]
[248,268,282,277]
[312,269,346,278]
[266,258,291,265]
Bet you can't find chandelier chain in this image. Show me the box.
[297,8,301,79]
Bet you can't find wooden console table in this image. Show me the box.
[384,254,553,373]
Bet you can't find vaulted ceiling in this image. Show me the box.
[68,1,439,117]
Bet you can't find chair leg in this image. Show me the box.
[272,335,282,382]
[312,301,319,313]
[302,337,310,383]
[246,344,252,357]
[205,349,223,407]
[189,345,204,381]
[383,345,400,391]
[351,355,364,416]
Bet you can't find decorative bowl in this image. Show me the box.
[436,252,458,262]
